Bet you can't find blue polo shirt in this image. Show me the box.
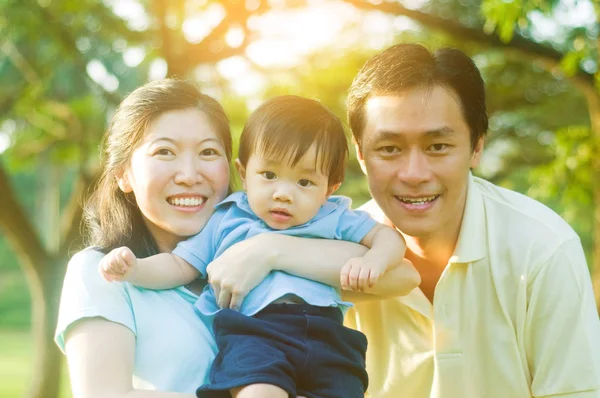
[173,191,377,317]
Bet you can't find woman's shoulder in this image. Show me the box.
[69,247,105,266]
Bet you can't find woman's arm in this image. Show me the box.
[64,318,195,398]
[207,234,420,309]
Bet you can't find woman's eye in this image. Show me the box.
[200,148,218,156]
[155,148,174,156]
[262,171,276,180]
[298,179,313,187]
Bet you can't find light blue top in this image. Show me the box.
[54,248,217,392]
[173,192,378,316]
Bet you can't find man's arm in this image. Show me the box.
[525,238,600,397]
[207,233,420,309]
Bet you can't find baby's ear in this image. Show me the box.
[326,183,341,197]
[234,159,247,190]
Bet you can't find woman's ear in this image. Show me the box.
[116,171,133,193]
[234,159,247,190]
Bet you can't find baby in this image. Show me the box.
[100,95,407,398]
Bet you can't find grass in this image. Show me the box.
[0,330,72,398]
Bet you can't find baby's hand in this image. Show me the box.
[99,247,137,282]
[340,257,387,292]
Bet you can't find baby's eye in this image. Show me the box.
[262,171,276,180]
[298,179,313,187]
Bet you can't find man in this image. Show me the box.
[344,43,600,397]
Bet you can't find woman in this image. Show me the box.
[55,78,419,398]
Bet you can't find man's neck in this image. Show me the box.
[403,234,455,272]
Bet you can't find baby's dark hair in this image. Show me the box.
[238,95,348,186]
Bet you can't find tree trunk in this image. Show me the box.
[580,85,600,312]
[23,256,67,398]
[0,162,77,398]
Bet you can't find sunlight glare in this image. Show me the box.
[216,56,266,96]
[182,3,225,44]
[86,60,119,92]
[246,4,353,67]
[149,58,168,81]
[0,120,15,154]
[226,26,245,48]
[104,0,149,31]
[123,47,146,68]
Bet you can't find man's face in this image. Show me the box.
[358,86,483,243]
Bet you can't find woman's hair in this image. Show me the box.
[84,79,232,257]
[238,95,348,187]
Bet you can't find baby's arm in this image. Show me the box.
[99,247,200,289]
[341,224,407,292]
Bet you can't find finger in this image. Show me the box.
[348,265,361,291]
[217,288,232,309]
[340,264,351,290]
[369,269,381,288]
[212,283,221,304]
[229,289,246,311]
[121,249,136,267]
[357,267,371,292]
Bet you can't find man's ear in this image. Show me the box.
[116,171,132,193]
[470,136,484,169]
[354,140,367,175]
[235,159,247,190]
[326,183,341,197]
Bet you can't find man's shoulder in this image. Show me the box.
[357,199,388,223]
[474,176,579,245]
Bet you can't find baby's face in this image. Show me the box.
[239,145,333,230]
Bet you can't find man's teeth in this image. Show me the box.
[170,197,205,207]
[398,195,438,205]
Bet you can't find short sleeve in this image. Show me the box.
[525,238,600,397]
[172,210,224,277]
[335,207,378,243]
[54,248,136,352]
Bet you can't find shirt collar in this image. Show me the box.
[216,191,254,215]
[215,191,345,224]
[448,172,487,264]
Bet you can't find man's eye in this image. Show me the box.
[430,143,449,152]
[262,171,276,180]
[298,179,313,187]
[379,146,399,154]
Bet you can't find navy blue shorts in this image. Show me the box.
[196,303,368,398]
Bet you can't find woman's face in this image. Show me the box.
[118,108,230,252]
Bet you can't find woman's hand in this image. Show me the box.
[206,234,277,310]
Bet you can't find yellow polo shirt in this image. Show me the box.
[347,174,600,398]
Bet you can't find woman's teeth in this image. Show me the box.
[398,195,438,205]
[169,197,206,207]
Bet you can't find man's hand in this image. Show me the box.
[340,257,387,292]
[207,234,276,311]
[99,247,138,283]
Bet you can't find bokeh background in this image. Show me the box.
[0,0,598,397]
